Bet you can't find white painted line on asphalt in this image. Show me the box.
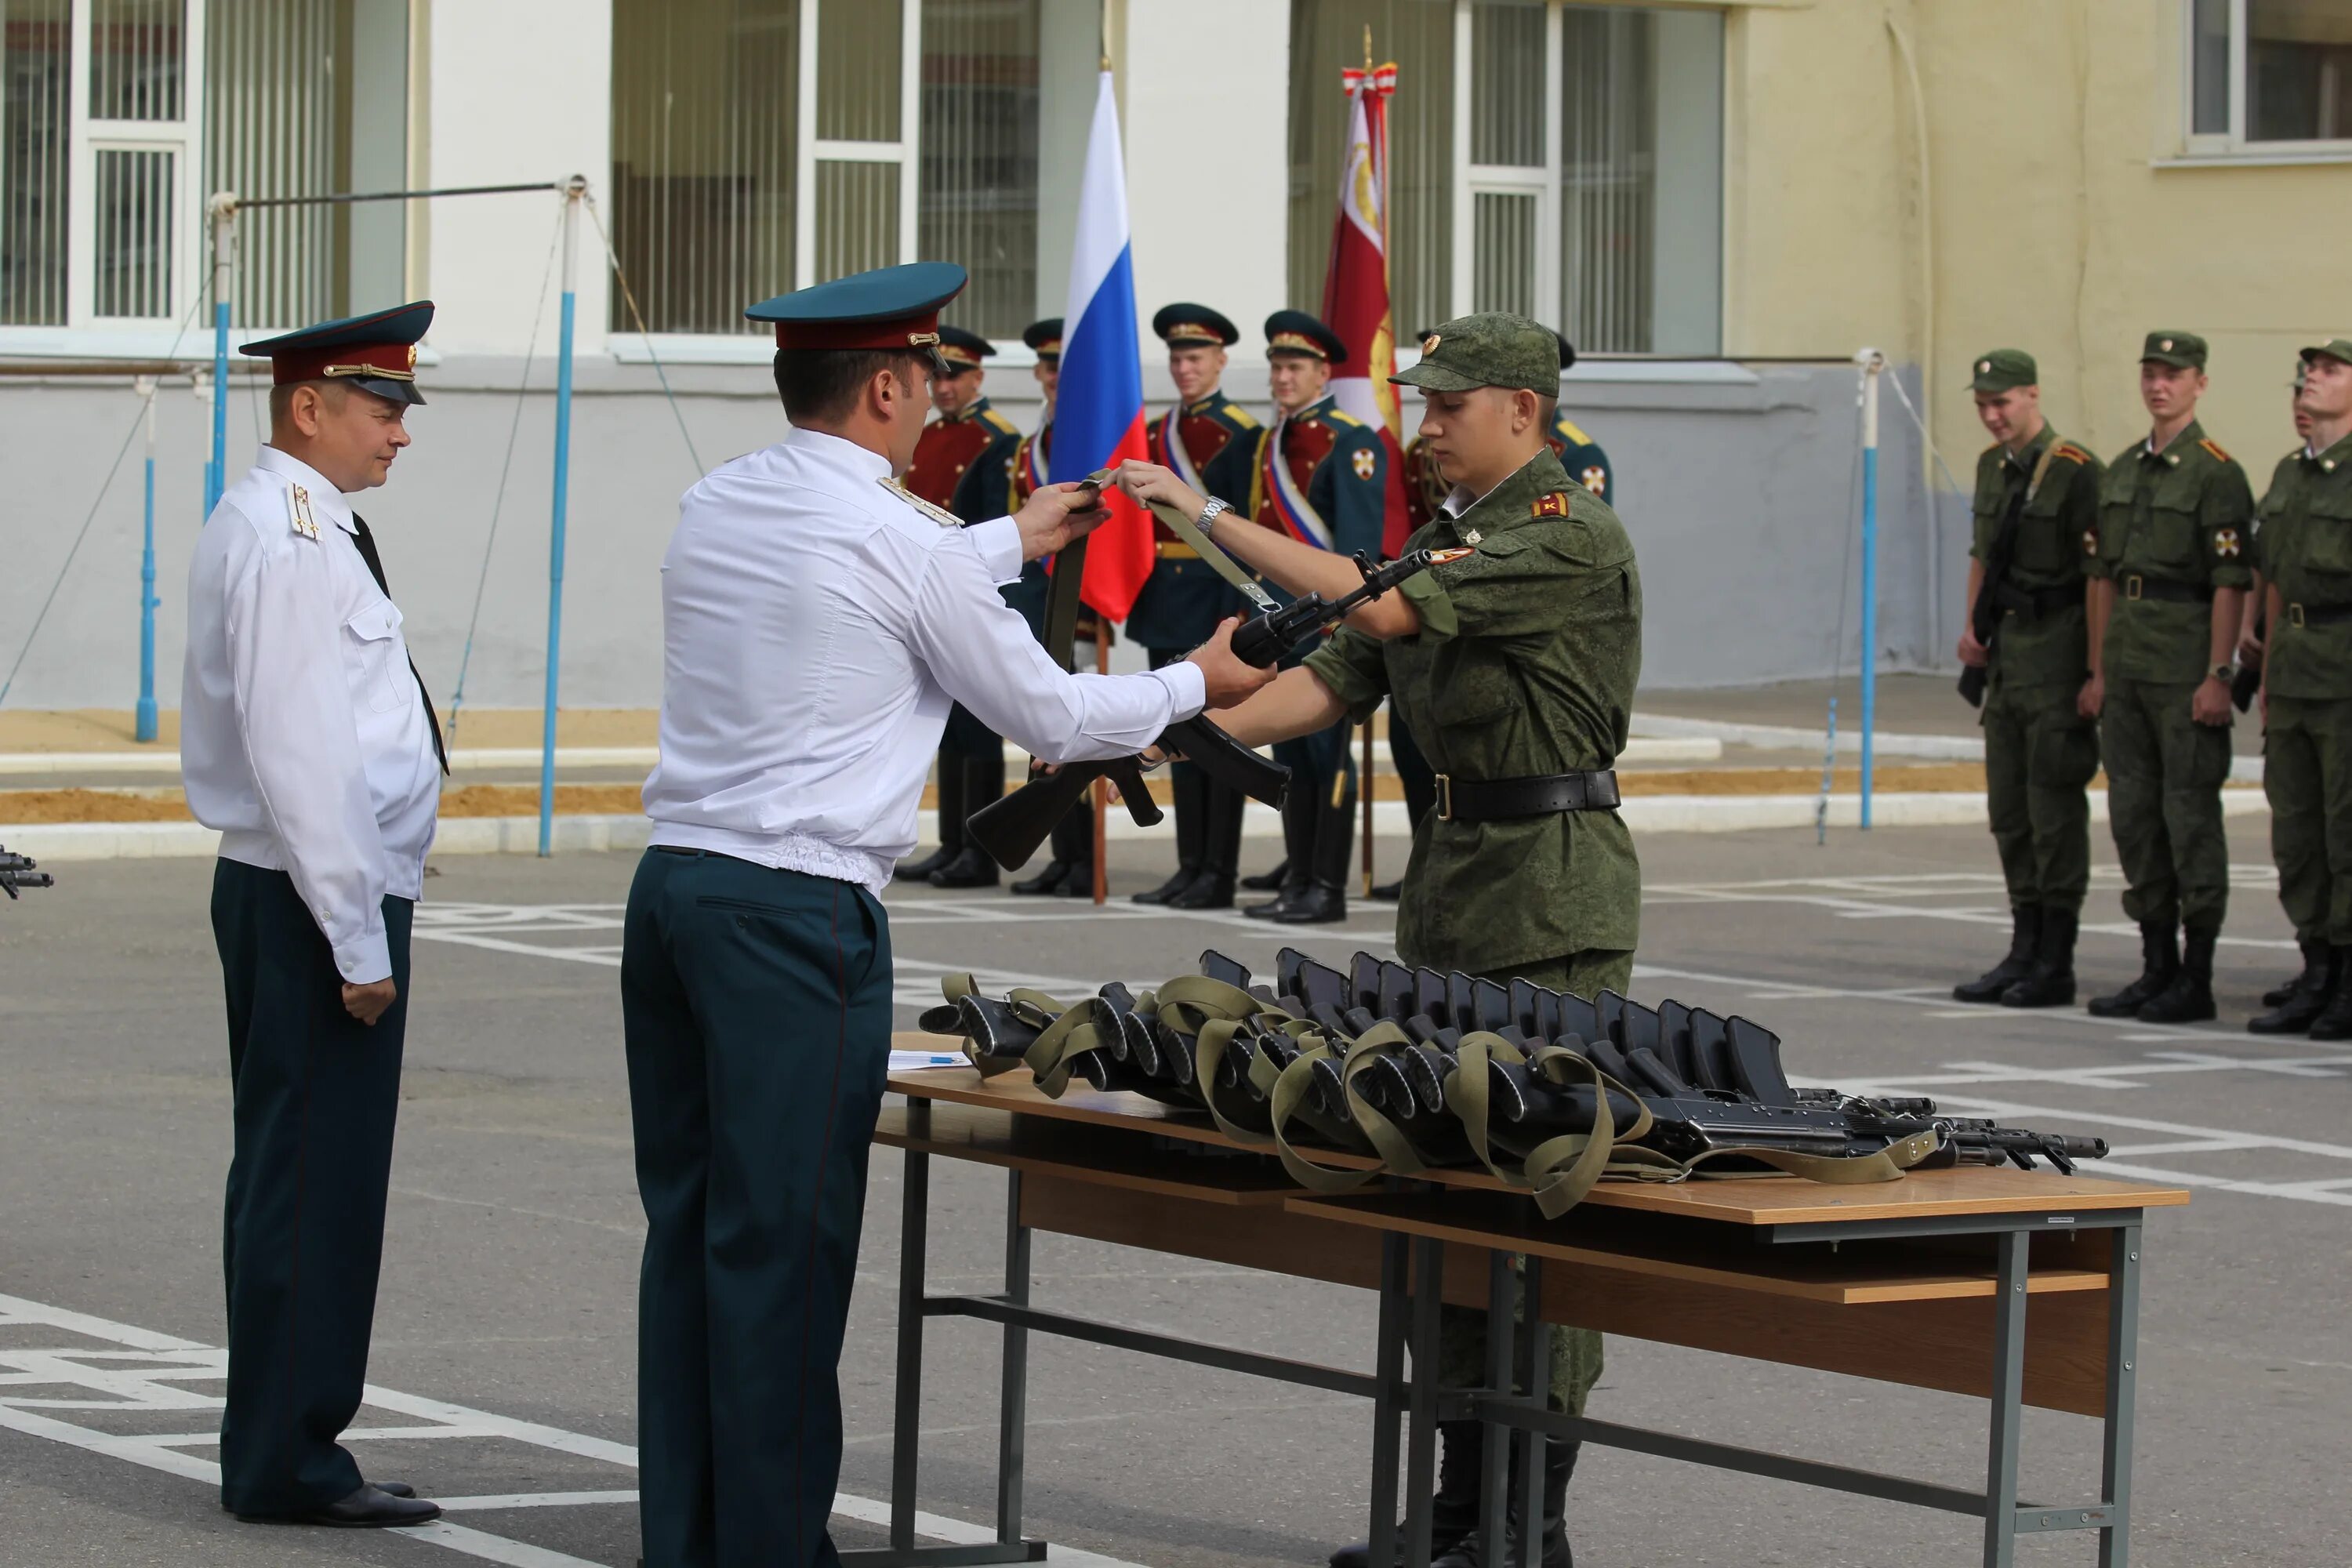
[0,1292,1156,1568]
[437,1492,640,1511]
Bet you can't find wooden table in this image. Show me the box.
[853,1050,2187,1568]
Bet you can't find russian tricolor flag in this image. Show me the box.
[1049,70,1152,622]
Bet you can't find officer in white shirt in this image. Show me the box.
[622,262,1274,1568]
[180,301,447,1531]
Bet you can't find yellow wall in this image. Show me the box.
[1726,0,2346,476]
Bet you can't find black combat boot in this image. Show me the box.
[2249,942,2336,1034]
[2000,907,2077,1007]
[1173,780,1243,908]
[928,848,999,889]
[1240,858,1290,892]
[1273,787,1355,925]
[1328,1421,1483,1568]
[2087,922,2180,1018]
[1955,906,2042,1003]
[1433,1435,1576,1568]
[898,751,961,880]
[1134,766,1206,905]
[2306,948,2352,1041]
[1168,870,1236,909]
[2259,939,2332,1010]
[2136,925,2218,1024]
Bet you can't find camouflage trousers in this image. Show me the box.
[1428,948,1632,1414]
[1981,675,2099,911]
[2103,676,2234,931]
[2264,695,2352,946]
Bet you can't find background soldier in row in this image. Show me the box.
[1952,350,2103,1007]
[1127,303,1259,909]
[2086,332,2256,1023]
[1240,309,1390,924]
[897,326,1022,888]
[2251,339,2352,1036]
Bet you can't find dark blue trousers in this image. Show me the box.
[621,848,893,1568]
[211,858,411,1516]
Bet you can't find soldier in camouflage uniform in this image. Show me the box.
[1114,312,1635,1568]
[2250,339,2352,1036]
[2087,332,2256,1023]
[1952,350,2105,1007]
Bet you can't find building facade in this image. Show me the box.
[2,0,2346,710]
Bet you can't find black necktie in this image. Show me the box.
[350,514,451,777]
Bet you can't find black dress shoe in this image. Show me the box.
[1052,862,1096,897]
[927,848,1000,889]
[1131,866,1200,906]
[895,845,954,882]
[1169,873,1236,910]
[374,1482,417,1498]
[1242,891,1298,920]
[1010,859,1069,895]
[1367,880,1403,902]
[1240,858,1290,892]
[238,1483,442,1528]
[1270,884,1348,925]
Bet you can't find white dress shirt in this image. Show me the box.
[181,445,441,984]
[643,426,1207,891]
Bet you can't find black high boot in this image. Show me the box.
[1955,906,2042,1003]
[1134,764,1205,905]
[2088,922,2180,1018]
[1327,1421,1483,1568]
[1174,779,1245,909]
[2306,947,2352,1041]
[2001,907,2077,1008]
[930,756,1003,888]
[2136,925,2218,1024]
[898,749,961,880]
[1240,858,1290,893]
[1273,783,1355,925]
[1048,804,1094,898]
[2256,938,2332,1012]
[1245,791,1316,919]
[1434,1435,1576,1568]
[2251,942,2337,1034]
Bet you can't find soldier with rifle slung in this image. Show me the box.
[1114,311,1636,1568]
[1951,350,2104,1007]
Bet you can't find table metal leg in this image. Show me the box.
[1367,1232,1409,1568]
[1515,1258,1547,1568]
[1479,1251,1513,1557]
[2100,1224,2142,1568]
[1403,1236,1445,1568]
[891,1137,931,1553]
[1982,1229,2028,1568]
[996,1170,1033,1544]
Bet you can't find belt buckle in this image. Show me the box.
[1435,773,1454,822]
[2291,603,2308,629]
[2124,575,2143,601]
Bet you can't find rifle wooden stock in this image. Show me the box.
[967,717,1290,871]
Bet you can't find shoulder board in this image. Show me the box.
[285,481,320,541]
[2198,437,2232,464]
[1531,491,1574,520]
[980,408,1018,437]
[1323,408,1363,428]
[1982,441,2002,457]
[1221,401,1259,430]
[2048,442,2091,465]
[877,477,963,528]
[1555,417,1593,446]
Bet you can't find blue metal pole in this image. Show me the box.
[208,202,231,516]
[539,180,585,858]
[136,381,159,743]
[1859,354,1882,830]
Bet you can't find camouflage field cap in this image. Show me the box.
[1968,349,2037,394]
[2299,337,2352,370]
[1392,313,1561,395]
[2141,331,2208,370]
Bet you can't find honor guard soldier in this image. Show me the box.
[1127,302,1260,909]
[1240,308,1390,924]
[1116,312,1639,1568]
[1951,350,2105,1008]
[623,263,1271,1568]
[181,302,448,1530]
[2087,331,2256,1022]
[1004,317,1105,896]
[896,325,1023,889]
[2249,339,2352,1036]
[1380,329,1603,899]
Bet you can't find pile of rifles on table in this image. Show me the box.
[924,949,2108,1217]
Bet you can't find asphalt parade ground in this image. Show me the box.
[2,823,2343,1568]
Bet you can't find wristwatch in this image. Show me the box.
[1196,498,1232,534]
[2209,662,2236,683]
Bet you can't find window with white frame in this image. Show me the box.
[608,0,1042,342]
[2189,0,2352,153]
[1287,0,1722,359]
[0,0,404,340]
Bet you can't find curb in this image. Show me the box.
[0,789,2277,862]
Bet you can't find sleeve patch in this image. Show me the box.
[1532,491,1572,519]
[2082,527,2100,556]
[2214,526,2242,557]
[1580,465,1608,495]
[1351,446,1377,481]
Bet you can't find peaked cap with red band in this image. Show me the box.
[241,299,434,407]
[746,261,967,362]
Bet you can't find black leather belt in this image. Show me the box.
[1435,769,1622,824]
[2287,601,2352,628]
[1994,583,2083,619]
[2118,572,2212,604]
